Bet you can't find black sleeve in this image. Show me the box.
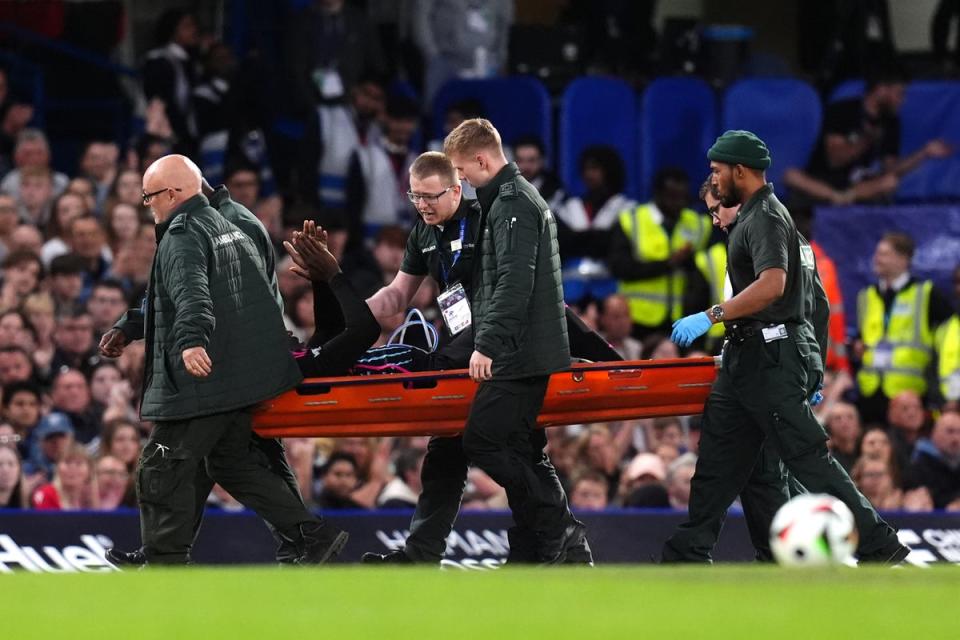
[928,284,954,330]
[557,222,612,261]
[299,273,381,377]
[607,225,672,280]
[748,213,790,275]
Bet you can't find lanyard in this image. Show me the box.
[439,218,468,286]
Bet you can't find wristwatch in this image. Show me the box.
[709,304,725,323]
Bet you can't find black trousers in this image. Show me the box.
[190,434,309,562]
[662,330,900,562]
[137,408,318,564]
[461,377,575,549]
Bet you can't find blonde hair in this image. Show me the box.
[443,118,502,157]
[53,442,99,510]
[409,152,458,186]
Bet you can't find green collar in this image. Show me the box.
[475,162,520,212]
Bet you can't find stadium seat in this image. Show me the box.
[897,81,960,201]
[431,76,552,159]
[828,78,865,103]
[721,78,822,193]
[559,76,640,198]
[639,76,717,199]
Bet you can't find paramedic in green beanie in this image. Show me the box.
[660,130,910,564]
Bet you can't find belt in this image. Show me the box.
[724,320,794,343]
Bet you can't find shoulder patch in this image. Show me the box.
[498,181,517,199]
[168,213,188,234]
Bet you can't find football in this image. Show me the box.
[769,494,859,566]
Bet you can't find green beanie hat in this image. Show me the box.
[707,130,771,170]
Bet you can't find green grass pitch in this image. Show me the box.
[3,566,957,639]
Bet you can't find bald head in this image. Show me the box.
[142,154,203,223]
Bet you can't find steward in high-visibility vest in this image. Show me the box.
[811,241,849,372]
[936,314,960,403]
[854,234,953,424]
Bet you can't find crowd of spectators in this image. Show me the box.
[0,2,958,517]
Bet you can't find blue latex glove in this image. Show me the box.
[671,312,713,347]
[809,383,824,406]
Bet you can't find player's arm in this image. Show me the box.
[365,271,425,319]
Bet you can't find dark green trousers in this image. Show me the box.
[137,408,318,564]
[662,329,899,562]
[191,435,309,562]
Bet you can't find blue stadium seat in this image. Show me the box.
[559,76,639,198]
[828,79,865,103]
[432,77,552,159]
[640,76,717,200]
[721,78,822,192]
[897,81,960,201]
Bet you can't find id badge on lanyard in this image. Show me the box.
[438,218,471,335]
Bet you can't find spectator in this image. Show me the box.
[99,418,142,473]
[49,368,100,444]
[77,140,119,212]
[860,425,900,479]
[0,193,19,263]
[354,93,420,227]
[0,250,42,312]
[413,0,514,104]
[303,73,385,211]
[665,452,697,511]
[103,202,142,257]
[557,146,636,275]
[21,292,55,375]
[885,390,928,476]
[24,412,74,482]
[620,452,669,507]
[851,456,902,510]
[31,442,99,510]
[643,333,680,360]
[0,345,35,386]
[377,447,425,508]
[66,176,97,215]
[0,442,29,509]
[47,254,85,310]
[825,401,862,472]
[134,133,174,175]
[909,411,960,509]
[105,224,154,294]
[935,265,960,410]
[569,469,610,511]
[0,381,40,458]
[9,224,43,257]
[598,294,642,360]
[15,166,55,227]
[0,128,69,203]
[105,168,145,212]
[514,135,565,213]
[333,436,391,508]
[577,424,623,501]
[784,69,953,205]
[95,454,134,510]
[67,214,111,302]
[41,191,89,267]
[854,233,952,423]
[610,168,712,341]
[288,0,386,109]
[142,9,201,154]
[86,280,127,340]
[0,67,34,175]
[51,308,99,376]
[88,360,123,416]
[316,451,366,510]
[0,308,30,348]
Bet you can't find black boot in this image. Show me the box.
[106,547,147,567]
[360,549,415,564]
[286,522,349,565]
[539,522,588,565]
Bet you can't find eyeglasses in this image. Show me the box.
[707,204,721,222]
[141,187,182,205]
[406,186,454,204]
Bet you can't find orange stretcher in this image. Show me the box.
[252,357,718,439]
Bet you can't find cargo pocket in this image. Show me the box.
[159,348,180,393]
[771,406,828,461]
[136,445,190,505]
